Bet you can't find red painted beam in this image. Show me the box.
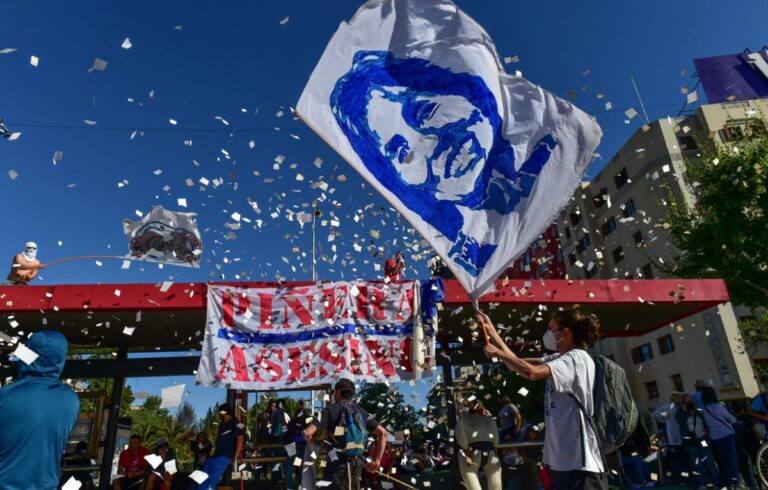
[0,278,730,313]
[442,278,730,306]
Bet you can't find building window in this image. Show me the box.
[569,210,582,226]
[612,246,624,264]
[671,374,684,392]
[631,343,654,364]
[565,227,572,239]
[633,230,643,247]
[601,217,617,237]
[593,187,608,209]
[623,199,636,218]
[577,235,591,253]
[586,264,599,278]
[657,334,675,355]
[645,381,660,399]
[568,251,577,265]
[614,168,629,189]
[679,135,698,151]
[642,263,654,279]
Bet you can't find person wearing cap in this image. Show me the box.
[145,438,177,490]
[3,242,44,286]
[384,252,405,281]
[302,379,388,490]
[0,330,80,490]
[193,403,245,490]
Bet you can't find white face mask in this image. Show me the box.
[542,329,558,352]
[22,244,37,261]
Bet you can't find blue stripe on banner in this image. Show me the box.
[217,323,414,345]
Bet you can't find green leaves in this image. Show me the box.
[665,133,768,308]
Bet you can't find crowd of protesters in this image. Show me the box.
[10,314,768,490]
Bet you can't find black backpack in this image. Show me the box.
[570,354,639,460]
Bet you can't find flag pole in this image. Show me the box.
[472,299,490,345]
[42,255,124,268]
[373,470,419,490]
[312,204,322,282]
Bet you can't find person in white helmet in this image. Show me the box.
[4,242,44,285]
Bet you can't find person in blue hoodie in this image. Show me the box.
[0,330,80,490]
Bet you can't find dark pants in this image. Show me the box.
[682,440,718,485]
[325,457,363,490]
[548,470,608,490]
[712,434,740,487]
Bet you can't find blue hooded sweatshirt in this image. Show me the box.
[0,330,80,490]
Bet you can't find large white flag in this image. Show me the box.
[297,0,602,299]
[123,206,202,267]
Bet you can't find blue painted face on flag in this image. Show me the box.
[331,51,557,276]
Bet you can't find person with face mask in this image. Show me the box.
[478,308,607,490]
[192,403,245,490]
[4,242,44,285]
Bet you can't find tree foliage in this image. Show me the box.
[736,310,768,361]
[665,131,768,308]
[356,383,423,442]
[129,395,197,464]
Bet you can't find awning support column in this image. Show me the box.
[98,349,127,490]
[442,363,456,430]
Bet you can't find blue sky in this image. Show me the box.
[2,0,767,417]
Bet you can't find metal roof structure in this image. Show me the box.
[0,278,730,351]
[0,277,730,489]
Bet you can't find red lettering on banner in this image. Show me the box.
[285,295,314,327]
[319,340,347,377]
[222,292,235,327]
[399,338,412,372]
[323,285,349,322]
[365,339,396,377]
[348,338,376,377]
[355,287,387,322]
[253,349,284,382]
[237,294,250,316]
[395,288,414,322]
[215,345,250,381]
[287,345,317,383]
[258,293,274,329]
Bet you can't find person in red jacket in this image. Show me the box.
[384,252,405,281]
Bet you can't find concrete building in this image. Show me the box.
[505,224,567,280]
[557,98,768,407]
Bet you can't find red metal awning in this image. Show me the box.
[0,278,729,351]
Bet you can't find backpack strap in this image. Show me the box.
[567,393,606,469]
[704,405,733,432]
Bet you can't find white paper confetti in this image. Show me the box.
[189,471,208,484]
[160,384,185,409]
[11,343,39,365]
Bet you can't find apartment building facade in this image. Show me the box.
[557,99,768,407]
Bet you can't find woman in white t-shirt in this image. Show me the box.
[478,308,607,490]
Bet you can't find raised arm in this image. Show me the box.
[476,312,551,381]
